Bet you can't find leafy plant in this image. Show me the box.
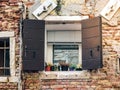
[55,0,62,15]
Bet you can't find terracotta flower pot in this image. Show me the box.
[45,66,51,71]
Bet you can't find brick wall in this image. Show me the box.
[22,72,41,90]
[23,0,120,89]
[1,0,120,90]
[22,21,120,90]
[0,83,18,90]
[0,0,21,89]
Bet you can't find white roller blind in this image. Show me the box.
[47,30,81,42]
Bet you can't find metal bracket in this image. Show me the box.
[32,0,57,19]
[100,0,120,20]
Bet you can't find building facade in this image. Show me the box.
[0,0,120,90]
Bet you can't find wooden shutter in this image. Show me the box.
[22,19,45,71]
[82,16,103,70]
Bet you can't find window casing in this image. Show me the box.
[46,25,82,71]
[45,16,102,71]
[117,58,120,73]
[0,31,17,82]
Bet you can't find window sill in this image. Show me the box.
[40,71,90,80]
[0,76,18,82]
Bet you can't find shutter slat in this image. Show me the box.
[82,27,100,39]
[82,59,101,69]
[82,48,101,59]
[22,19,45,71]
[82,17,101,29]
[23,19,45,29]
[23,29,44,40]
[82,16,103,70]
[23,40,44,50]
[82,37,100,48]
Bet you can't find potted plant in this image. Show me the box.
[76,64,82,71]
[45,62,52,71]
[69,64,76,71]
[59,61,69,71]
[61,63,69,71]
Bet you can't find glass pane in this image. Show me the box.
[4,69,10,76]
[0,38,10,76]
[5,38,9,47]
[0,41,4,47]
[0,49,4,67]
[0,70,4,75]
[53,45,79,66]
[5,49,10,67]
[0,38,9,47]
[0,69,10,76]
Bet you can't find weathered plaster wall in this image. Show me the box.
[1,0,120,90]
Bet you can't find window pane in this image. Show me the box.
[5,49,10,67]
[0,69,10,76]
[4,69,10,76]
[53,45,79,66]
[0,49,4,67]
[0,41,4,47]
[0,70,4,75]
[0,38,9,47]
[5,38,9,47]
[0,38,10,76]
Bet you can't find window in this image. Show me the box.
[45,16,102,71]
[0,38,10,76]
[22,16,102,72]
[117,58,120,73]
[46,28,82,71]
[0,31,17,82]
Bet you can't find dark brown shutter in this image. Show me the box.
[81,16,103,70]
[22,19,45,71]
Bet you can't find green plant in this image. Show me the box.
[70,64,76,68]
[55,0,62,15]
[76,64,82,68]
[69,64,76,71]
[47,62,52,66]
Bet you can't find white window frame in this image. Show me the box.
[0,31,18,82]
[43,16,91,79]
[45,16,88,70]
[117,58,120,73]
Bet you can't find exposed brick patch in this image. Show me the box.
[23,72,41,90]
[0,0,21,89]
[0,82,18,90]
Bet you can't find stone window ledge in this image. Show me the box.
[40,71,90,80]
[0,76,19,82]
